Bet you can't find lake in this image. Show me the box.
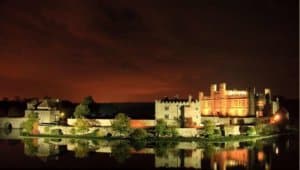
[0,130,298,169]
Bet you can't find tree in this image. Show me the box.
[57,100,75,124]
[73,96,95,118]
[155,119,171,137]
[74,104,90,118]
[82,96,94,106]
[111,113,131,136]
[202,120,215,137]
[74,118,90,133]
[21,111,39,134]
[7,106,22,117]
[130,128,148,141]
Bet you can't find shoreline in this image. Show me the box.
[19,131,297,143]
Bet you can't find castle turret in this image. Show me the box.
[248,87,255,116]
[210,84,217,96]
[199,92,204,100]
[219,82,226,97]
[264,88,271,104]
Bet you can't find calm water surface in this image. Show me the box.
[0,130,298,170]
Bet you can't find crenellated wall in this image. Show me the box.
[155,99,201,128]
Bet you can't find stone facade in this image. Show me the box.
[155,95,201,128]
[176,128,199,137]
[25,98,61,124]
[199,83,280,117]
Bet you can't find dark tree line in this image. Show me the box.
[0,99,26,117]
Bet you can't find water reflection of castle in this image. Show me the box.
[22,138,282,170]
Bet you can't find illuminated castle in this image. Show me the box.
[199,83,279,117]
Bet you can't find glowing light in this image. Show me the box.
[274,114,281,122]
[257,151,264,162]
[257,101,265,107]
[226,90,248,96]
[271,114,281,124]
[60,112,65,118]
[275,147,279,155]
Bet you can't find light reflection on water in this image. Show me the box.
[0,129,298,170]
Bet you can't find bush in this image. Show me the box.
[21,119,38,134]
[74,118,90,133]
[167,127,178,137]
[112,113,131,137]
[246,126,256,136]
[255,119,280,135]
[261,124,280,135]
[213,128,222,136]
[155,119,168,137]
[21,111,39,134]
[70,128,76,135]
[130,128,148,140]
[50,129,63,136]
[202,120,215,136]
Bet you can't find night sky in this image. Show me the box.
[0,0,298,102]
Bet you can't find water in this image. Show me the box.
[0,130,298,170]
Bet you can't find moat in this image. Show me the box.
[0,130,298,170]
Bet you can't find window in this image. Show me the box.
[165,114,169,119]
[164,106,169,110]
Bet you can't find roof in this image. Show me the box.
[37,99,57,109]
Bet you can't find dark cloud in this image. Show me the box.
[0,0,298,102]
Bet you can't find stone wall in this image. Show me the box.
[67,118,156,128]
[38,125,116,137]
[224,125,240,136]
[176,128,199,137]
[0,117,26,129]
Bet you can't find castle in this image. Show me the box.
[199,83,279,117]
[155,83,280,127]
